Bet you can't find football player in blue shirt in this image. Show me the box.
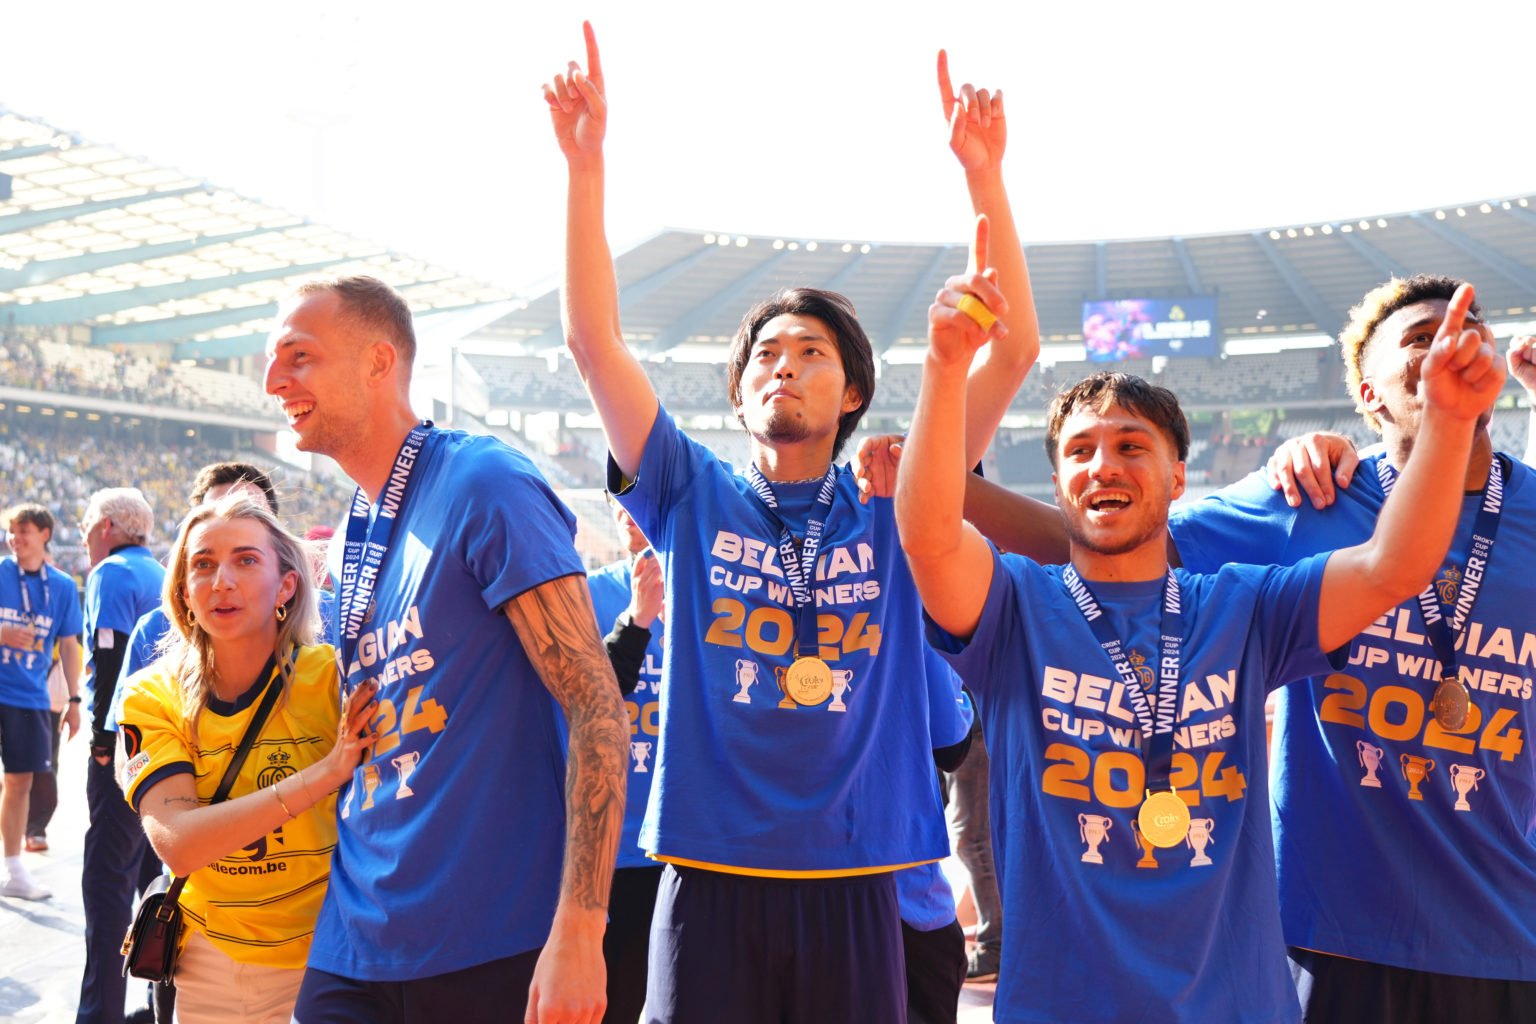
[547,23,1038,1023]
[265,274,627,1024]
[897,275,1503,1023]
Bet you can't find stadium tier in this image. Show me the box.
[4,104,1534,545]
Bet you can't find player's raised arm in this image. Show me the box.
[1508,333,1536,466]
[897,217,1006,640]
[1318,284,1505,652]
[937,50,1041,462]
[547,21,659,479]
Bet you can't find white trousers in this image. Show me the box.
[172,927,304,1024]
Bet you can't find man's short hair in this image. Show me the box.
[1340,274,1477,434]
[291,274,417,366]
[86,488,154,544]
[188,462,279,513]
[725,288,876,461]
[2,503,53,537]
[1044,372,1191,466]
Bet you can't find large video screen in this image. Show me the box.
[1081,297,1219,362]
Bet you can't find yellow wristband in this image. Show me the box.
[272,779,296,819]
[955,293,998,332]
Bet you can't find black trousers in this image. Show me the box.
[1290,947,1536,1024]
[76,754,158,1024]
[294,946,542,1023]
[604,865,664,1024]
[902,918,966,1024]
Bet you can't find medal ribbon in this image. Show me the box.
[338,424,432,687]
[1374,453,1505,685]
[1061,565,1184,789]
[13,563,39,624]
[744,464,838,659]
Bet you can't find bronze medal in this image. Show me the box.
[1430,677,1472,732]
[1137,790,1191,849]
[783,656,834,707]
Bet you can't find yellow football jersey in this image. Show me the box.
[120,644,341,969]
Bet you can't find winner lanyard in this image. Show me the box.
[13,563,39,624]
[744,463,838,659]
[1061,565,1184,788]
[1375,453,1506,692]
[338,424,432,686]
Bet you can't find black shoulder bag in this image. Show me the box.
[121,664,284,986]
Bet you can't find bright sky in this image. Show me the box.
[5,0,1533,295]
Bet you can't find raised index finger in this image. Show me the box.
[937,50,956,118]
[583,20,604,86]
[1435,283,1475,344]
[968,214,991,276]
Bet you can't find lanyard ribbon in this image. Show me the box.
[1375,453,1506,681]
[14,563,39,623]
[338,424,432,686]
[1061,565,1184,788]
[744,464,838,659]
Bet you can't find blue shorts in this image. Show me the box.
[645,864,907,1024]
[0,703,52,774]
[292,946,540,1024]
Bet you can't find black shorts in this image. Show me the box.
[645,864,907,1024]
[1290,947,1536,1024]
[293,946,540,1024]
[0,703,52,774]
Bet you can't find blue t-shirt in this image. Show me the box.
[896,660,973,931]
[309,428,585,981]
[1171,453,1536,981]
[930,546,1334,1024]
[613,408,949,874]
[84,545,165,710]
[587,559,665,871]
[0,559,83,710]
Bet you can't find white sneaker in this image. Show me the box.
[1,868,51,901]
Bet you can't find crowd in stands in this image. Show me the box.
[0,427,352,577]
[0,329,279,420]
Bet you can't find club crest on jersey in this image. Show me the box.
[1128,649,1155,691]
[257,749,297,790]
[1435,565,1462,606]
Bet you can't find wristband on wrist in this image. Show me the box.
[68,695,82,704]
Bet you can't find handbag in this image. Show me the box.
[121,663,284,984]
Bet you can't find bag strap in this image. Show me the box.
[161,653,284,907]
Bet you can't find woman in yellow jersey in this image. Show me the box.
[118,495,376,1023]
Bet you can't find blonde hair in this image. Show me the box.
[86,487,154,544]
[157,495,319,742]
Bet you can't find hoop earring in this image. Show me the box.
[186,609,196,627]
[275,604,288,623]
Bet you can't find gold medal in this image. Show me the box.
[783,656,834,707]
[1137,790,1191,848]
[1430,678,1472,732]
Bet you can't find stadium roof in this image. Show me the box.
[0,107,511,359]
[476,196,1536,358]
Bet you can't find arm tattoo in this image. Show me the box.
[157,795,200,811]
[506,573,627,912]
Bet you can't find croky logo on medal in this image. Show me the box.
[782,656,834,707]
[1137,789,1190,848]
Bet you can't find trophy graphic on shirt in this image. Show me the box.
[392,751,420,799]
[1449,764,1485,812]
[1186,818,1215,867]
[1357,741,1386,788]
[733,659,758,704]
[1131,822,1159,869]
[1399,754,1435,801]
[631,740,653,773]
[1079,813,1112,865]
[359,764,381,811]
[828,669,853,712]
